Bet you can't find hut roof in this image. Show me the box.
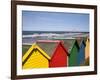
[77,38,86,47]
[52,39,79,53]
[62,39,78,53]
[36,40,60,57]
[57,39,79,53]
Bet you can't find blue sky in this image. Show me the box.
[22,11,89,32]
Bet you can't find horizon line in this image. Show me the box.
[23,30,89,32]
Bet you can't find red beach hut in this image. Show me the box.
[37,40,69,68]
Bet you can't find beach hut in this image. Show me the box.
[62,39,79,66]
[77,39,86,65]
[37,40,69,67]
[22,43,50,69]
[85,38,90,59]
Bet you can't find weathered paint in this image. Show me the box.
[77,41,85,65]
[22,43,50,69]
[85,38,90,59]
[49,42,68,67]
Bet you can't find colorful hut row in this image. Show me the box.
[22,38,90,69]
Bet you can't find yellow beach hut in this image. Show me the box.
[22,43,50,69]
[85,38,90,59]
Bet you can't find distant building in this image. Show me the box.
[22,43,50,69]
[37,40,69,67]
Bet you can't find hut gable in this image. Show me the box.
[22,43,50,69]
[77,38,86,47]
[62,39,79,53]
[36,40,61,58]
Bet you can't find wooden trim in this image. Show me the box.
[11,1,17,80]
[22,48,50,66]
[36,48,50,60]
[94,6,97,74]
[59,42,69,56]
[16,71,96,79]
[22,48,36,66]
[13,0,97,9]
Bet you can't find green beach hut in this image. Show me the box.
[62,39,79,66]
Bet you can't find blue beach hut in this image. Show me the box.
[77,39,86,66]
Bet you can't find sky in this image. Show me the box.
[22,11,89,32]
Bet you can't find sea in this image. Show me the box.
[22,31,89,45]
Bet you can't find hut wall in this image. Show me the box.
[49,44,67,67]
[23,50,49,69]
[68,45,78,66]
[77,44,85,65]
